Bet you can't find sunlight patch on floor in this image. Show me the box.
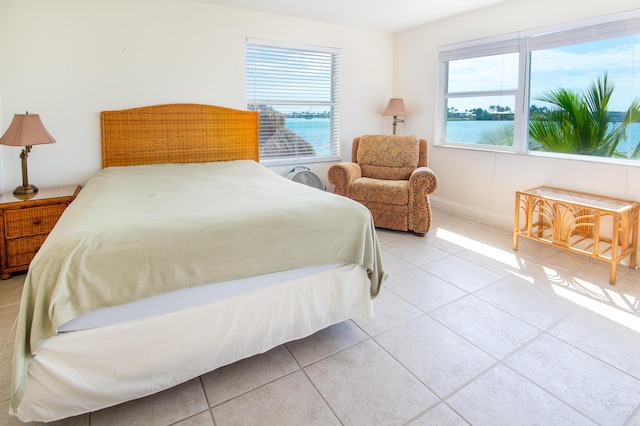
[543,266,640,333]
[435,228,522,269]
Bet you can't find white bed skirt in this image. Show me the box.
[13,264,373,422]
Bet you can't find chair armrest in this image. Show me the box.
[408,167,438,235]
[409,167,438,195]
[328,162,362,196]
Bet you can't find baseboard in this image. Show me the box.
[430,197,513,232]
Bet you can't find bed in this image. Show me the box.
[9,103,385,422]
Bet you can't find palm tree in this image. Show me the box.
[529,74,640,158]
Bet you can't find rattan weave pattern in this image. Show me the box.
[4,205,66,239]
[6,235,47,267]
[101,104,260,168]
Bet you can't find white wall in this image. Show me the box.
[0,0,394,193]
[394,0,640,229]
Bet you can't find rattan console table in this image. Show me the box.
[514,186,639,284]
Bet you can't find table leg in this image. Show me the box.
[513,193,520,251]
[609,213,621,285]
[610,262,617,285]
[630,208,639,269]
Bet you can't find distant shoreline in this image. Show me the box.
[448,110,630,122]
[285,112,330,119]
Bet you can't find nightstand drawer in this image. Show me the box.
[4,204,67,239]
[5,234,48,267]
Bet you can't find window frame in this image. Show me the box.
[436,10,640,164]
[246,38,342,166]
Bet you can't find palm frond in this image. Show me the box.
[478,124,514,146]
[529,74,640,158]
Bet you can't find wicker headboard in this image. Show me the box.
[100,103,260,168]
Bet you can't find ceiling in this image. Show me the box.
[196,0,513,33]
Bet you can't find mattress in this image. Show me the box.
[59,263,344,332]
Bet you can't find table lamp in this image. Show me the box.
[382,98,409,135]
[0,112,56,196]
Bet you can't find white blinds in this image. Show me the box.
[528,15,640,51]
[440,11,640,62]
[246,39,341,163]
[439,35,519,62]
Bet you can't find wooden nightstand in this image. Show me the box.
[0,185,81,279]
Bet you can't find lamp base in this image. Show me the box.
[13,184,38,196]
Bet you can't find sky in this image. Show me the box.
[447,34,640,114]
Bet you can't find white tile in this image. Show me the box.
[0,398,90,425]
[497,233,562,264]
[174,411,214,426]
[447,364,595,425]
[454,246,523,278]
[506,334,640,425]
[612,268,640,298]
[376,228,412,246]
[375,315,496,398]
[305,339,439,425]
[380,249,414,275]
[0,338,14,402]
[436,217,510,244]
[549,308,640,380]
[0,274,26,308]
[212,371,339,425]
[421,255,502,292]
[475,272,575,330]
[0,304,18,350]
[384,238,449,266]
[430,295,541,359]
[408,402,468,425]
[421,229,467,254]
[627,408,640,426]
[352,289,424,336]
[91,378,208,426]
[384,266,467,313]
[543,251,630,285]
[285,320,368,366]
[201,345,299,406]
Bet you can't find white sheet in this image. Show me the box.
[59,263,343,332]
[14,263,372,422]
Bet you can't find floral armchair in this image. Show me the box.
[328,134,438,236]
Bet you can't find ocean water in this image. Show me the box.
[285,117,640,159]
[446,120,640,158]
[285,117,331,156]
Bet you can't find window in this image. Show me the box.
[246,39,341,164]
[438,11,640,161]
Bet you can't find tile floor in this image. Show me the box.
[1,209,640,425]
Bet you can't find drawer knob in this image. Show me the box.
[33,218,41,225]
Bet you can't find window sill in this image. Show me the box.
[433,142,640,168]
[260,155,341,167]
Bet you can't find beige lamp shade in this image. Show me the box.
[0,113,56,196]
[382,98,409,135]
[0,113,56,147]
[382,98,409,117]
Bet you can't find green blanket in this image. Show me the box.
[11,160,385,411]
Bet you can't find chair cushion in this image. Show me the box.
[357,134,419,180]
[350,177,409,206]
